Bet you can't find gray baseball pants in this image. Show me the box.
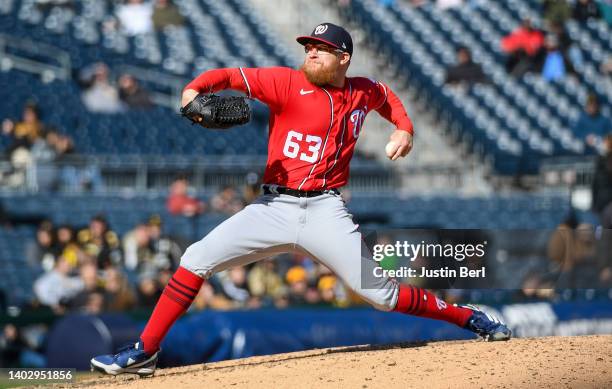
[180,192,399,311]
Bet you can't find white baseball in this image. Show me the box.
[385,140,399,159]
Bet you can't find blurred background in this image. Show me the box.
[0,0,610,371]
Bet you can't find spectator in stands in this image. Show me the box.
[136,273,162,308]
[78,215,123,269]
[444,46,489,86]
[81,63,124,114]
[104,267,137,311]
[56,225,82,268]
[2,102,44,156]
[542,0,572,26]
[147,215,182,270]
[122,223,154,272]
[217,267,259,308]
[211,185,244,215]
[304,281,322,305]
[541,35,570,81]
[247,259,286,305]
[123,217,180,281]
[572,94,612,154]
[167,177,206,216]
[118,74,153,109]
[26,221,59,272]
[573,0,602,22]
[546,21,583,71]
[285,266,309,305]
[0,324,26,368]
[2,103,46,186]
[592,134,612,223]
[592,134,612,287]
[547,214,598,287]
[152,0,185,30]
[30,130,61,191]
[116,0,153,36]
[501,19,545,76]
[33,256,83,314]
[66,262,106,313]
[318,275,338,305]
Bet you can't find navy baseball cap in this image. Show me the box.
[297,22,353,55]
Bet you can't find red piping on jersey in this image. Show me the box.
[298,87,334,190]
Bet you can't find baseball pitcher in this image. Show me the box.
[91,23,511,376]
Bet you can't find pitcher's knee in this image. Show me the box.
[179,240,215,279]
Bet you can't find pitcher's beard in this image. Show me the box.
[299,61,339,86]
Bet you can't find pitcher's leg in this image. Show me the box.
[140,196,297,355]
[298,196,472,322]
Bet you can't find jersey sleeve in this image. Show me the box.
[238,67,292,112]
[183,68,248,95]
[369,80,414,134]
[367,79,389,112]
[182,67,291,112]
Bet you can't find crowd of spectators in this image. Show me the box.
[438,0,611,156]
[0,102,92,191]
[499,0,610,81]
[26,214,174,314]
[78,62,153,113]
[14,175,355,316]
[25,215,360,316]
[441,1,608,84]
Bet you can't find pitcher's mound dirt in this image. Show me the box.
[79,335,611,389]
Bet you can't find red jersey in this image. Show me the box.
[184,67,413,190]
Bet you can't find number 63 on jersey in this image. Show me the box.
[282,130,323,163]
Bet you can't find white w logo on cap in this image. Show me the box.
[314,24,328,35]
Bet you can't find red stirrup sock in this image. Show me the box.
[140,266,203,355]
[393,284,472,327]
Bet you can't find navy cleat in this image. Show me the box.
[462,305,512,341]
[90,341,159,376]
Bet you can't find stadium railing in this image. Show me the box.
[0,155,400,194]
[0,33,70,80]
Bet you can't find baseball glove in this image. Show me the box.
[180,93,251,129]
